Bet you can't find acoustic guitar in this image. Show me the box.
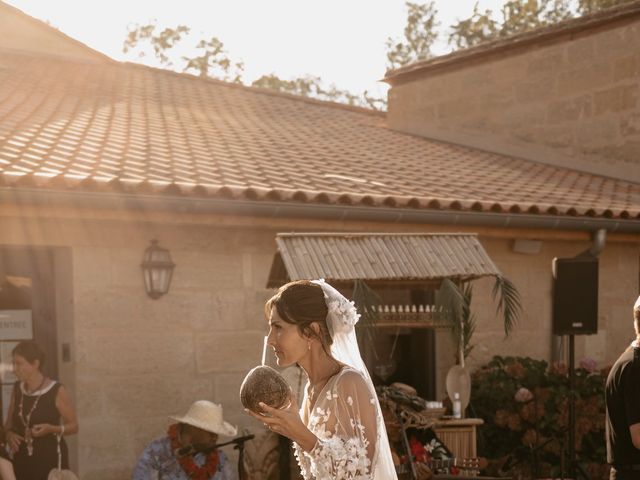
[396,457,485,478]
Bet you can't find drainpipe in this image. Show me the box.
[551,228,607,364]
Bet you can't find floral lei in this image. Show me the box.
[168,424,219,479]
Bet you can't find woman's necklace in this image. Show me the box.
[18,375,47,456]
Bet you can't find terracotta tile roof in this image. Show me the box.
[267,233,501,288]
[0,50,639,220]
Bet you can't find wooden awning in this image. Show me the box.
[266,233,501,288]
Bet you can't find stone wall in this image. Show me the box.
[387,17,640,182]
[468,236,639,371]
[0,210,637,478]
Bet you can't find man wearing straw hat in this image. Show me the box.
[605,296,640,480]
[133,400,237,480]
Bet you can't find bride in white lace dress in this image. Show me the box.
[245,279,397,480]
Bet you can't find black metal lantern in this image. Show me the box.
[141,240,175,299]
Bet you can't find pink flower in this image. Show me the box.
[514,387,534,403]
[579,357,597,373]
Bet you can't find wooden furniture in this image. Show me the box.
[433,418,484,460]
[434,476,510,480]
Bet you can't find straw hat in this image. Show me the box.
[170,400,237,437]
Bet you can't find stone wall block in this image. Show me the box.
[74,288,144,330]
[210,289,248,330]
[547,95,593,124]
[81,467,135,480]
[527,47,565,74]
[72,247,113,288]
[77,418,136,472]
[251,252,277,289]
[110,248,146,288]
[246,288,274,330]
[196,331,265,373]
[172,252,244,289]
[504,105,547,127]
[75,376,106,417]
[483,90,517,113]
[613,54,640,81]
[470,329,550,370]
[576,118,620,148]
[538,125,575,148]
[557,62,612,96]
[145,290,214,331]
[614,140,640,163]
[514,75,556,103]
[75,288,215,332]
[78,332,194,376]
[437,96,479,120]
[566,37,595,65]
[213,372,245,410]
[131,415,173,454]
[594,84,639,115]
[594,29,630,58]
[102,373,214,418]
[620,109,640,136]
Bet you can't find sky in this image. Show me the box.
[6,0,507,99]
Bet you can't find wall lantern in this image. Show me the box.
[141,240,175,299]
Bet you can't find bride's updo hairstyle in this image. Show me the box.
[266,280,333,352]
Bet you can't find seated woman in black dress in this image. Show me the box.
[4,341,78,480]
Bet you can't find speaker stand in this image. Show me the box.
[566,334,591,480]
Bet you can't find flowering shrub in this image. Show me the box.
[471,356,609,479]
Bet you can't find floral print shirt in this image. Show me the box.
[132,436,235,480]
[294,367,380,479]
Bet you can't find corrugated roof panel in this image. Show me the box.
[270,233,500,286]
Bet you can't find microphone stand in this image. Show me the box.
[395,405,418,480]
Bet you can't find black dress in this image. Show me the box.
[11,381,68,480]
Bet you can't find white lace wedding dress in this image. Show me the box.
[294,366,397,479]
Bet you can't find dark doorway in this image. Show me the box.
[0,247,57,422]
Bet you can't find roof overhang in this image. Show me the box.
[2,188,639,235]
[266,232,501,288]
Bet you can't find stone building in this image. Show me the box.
[385,1,640,182]
[0,1,638,478]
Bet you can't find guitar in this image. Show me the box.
[396,457,486,477]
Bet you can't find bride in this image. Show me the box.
[245,279,397,479]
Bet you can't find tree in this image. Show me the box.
[123,23,243,83]
[183,37,244,82]
[123,22,190,66]
[577,0,634,14]
[251,74,365,106]
[386,1,439,69]
[390,0,634,67]
[123,23,386,109]
[450,0,572,49]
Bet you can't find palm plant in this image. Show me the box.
[435,275,522,363]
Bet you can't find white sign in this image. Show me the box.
[0,310,33,341]
[0,342,17,384]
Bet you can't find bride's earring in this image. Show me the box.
[307,341,311,351]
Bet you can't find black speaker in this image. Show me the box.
[552,257,598,335]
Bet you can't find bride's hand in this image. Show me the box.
[244,390,317,451]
